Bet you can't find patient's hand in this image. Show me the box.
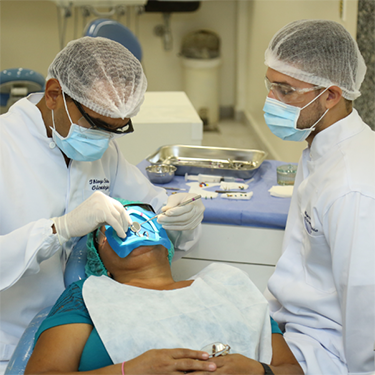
[195,354,264,374]
[192,335,304,375]
[123,348,216,374]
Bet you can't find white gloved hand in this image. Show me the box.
[157,193,205,231]
[52,191,132,244]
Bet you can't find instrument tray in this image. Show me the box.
[146,145,267,179]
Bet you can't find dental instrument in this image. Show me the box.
[163,187,187,191]
[185,173,245,183]
[103,204,173,259]
[220,192,253,200]
[139,195,202,228]
[130,221,142,233]
[215,190,249,194]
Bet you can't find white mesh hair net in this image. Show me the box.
[265,19,367,100]
[47,37,147,118]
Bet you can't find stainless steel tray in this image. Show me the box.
[146,145,267,179]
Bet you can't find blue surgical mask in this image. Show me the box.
[263,87,330,142]
[50,93,120,162]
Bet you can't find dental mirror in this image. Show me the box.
[130,222,141,233]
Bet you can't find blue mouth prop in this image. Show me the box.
[102,204,172,258]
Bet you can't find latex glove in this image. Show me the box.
[52,191,132,243]
[158,193,205,231]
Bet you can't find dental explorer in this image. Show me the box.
[131,195,202,231]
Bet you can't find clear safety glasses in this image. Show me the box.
[200,342,231,358]
[265,76,324,104]
[95,227,107,249]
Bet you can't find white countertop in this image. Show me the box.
[133,91,202,125]
[117,91,203,165]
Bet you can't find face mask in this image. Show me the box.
[263,87,330,142]
[102,205,172,261]
[50,93,116,162]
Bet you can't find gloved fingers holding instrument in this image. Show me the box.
[158,193,205,231]
[52,191,132,244]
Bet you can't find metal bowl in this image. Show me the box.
[146,164,177,184]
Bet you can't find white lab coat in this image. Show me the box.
[265,109,375,375]
[0,94,200,369]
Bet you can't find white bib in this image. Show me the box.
[83,263,272,365]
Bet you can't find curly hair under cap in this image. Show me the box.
[85,198,174,277]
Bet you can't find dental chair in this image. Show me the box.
[4,236,88,375]
[0,68,45,114]
[84,18,142,61]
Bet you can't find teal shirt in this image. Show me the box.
[35,280,283,371]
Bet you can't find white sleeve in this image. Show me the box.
[167,224,202,258]
[0,219,61,291]
[109,145,168,211]
[325,192,375,374]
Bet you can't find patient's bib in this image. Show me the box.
[82,263,272,365]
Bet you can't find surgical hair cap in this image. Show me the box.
[265,19,367,100]
[47,36,147,119]
[85,230,108,277]
[85,198,175,277]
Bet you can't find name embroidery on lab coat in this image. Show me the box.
[89,178,110,192]
[304,211,318,235]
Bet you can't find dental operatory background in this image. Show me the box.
[1,0,374,164]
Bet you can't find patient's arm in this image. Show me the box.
[269,333,303,374]
[25,323,216,375]
[194,333,303,374]
[25,323,94,374]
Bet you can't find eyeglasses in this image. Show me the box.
[94,227,107,250]
[200,342,231,358]
[72,99,134,135]
[265,76,324,104]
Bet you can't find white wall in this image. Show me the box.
[239,0,359,162]
[138,1,236,108]
[0,0,236,107]
[0,0,360,162]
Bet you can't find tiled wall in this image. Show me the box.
[355,0,375,130]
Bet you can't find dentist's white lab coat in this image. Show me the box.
[265,109,375,375]
[0,94,199,370]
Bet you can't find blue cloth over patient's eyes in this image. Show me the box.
[104,205,172,259]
